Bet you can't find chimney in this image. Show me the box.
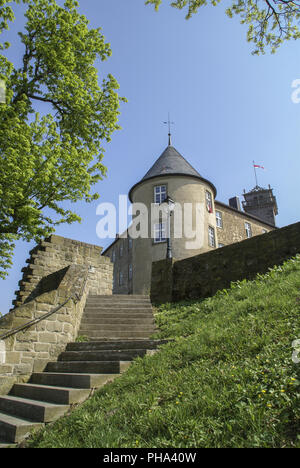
[229,196,241,211]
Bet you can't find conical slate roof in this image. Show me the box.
[142,145,202,181]
[128,143,217,202]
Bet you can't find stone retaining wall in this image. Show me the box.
[151,221,300,303]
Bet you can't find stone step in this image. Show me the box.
[87,333,156,340]
[17,282,35,291]
[0,411,43,443]
[83,304,153,310]
[79,326,156,335]
[86,297,150,302]
[45,360,131,374]
[66,340,168,351]
[30,373,119,389]
[0,395,69,423]
[87,294,150,302]
[79,323,156,332]
[78,331,156,339]
[80,317,155,324]
[58,349,147,362]
[14,290,28,298]
[82,314,154,320]
[10,383,91,405]
[88,295,149,299]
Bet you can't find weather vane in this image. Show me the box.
[163,113,174,146]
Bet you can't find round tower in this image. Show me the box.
[128,140,217,294]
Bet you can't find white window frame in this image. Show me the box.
[153,222,167,243]
[154,185,167,204]
[245,222,252,238]
[206,190,213,213]
[208,226,216,247]
[216,210,223,228]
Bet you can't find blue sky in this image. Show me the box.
[1,0,300,313]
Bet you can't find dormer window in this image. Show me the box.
[154,185,167,204]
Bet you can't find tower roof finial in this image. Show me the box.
[163,112,174,146]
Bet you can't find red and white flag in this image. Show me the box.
[253,163,265,169]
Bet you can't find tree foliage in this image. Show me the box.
[0,0,125,278]
[146,0,300,54]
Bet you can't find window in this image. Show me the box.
[216,210,223,228]
[119,271,123,286]
[128,264,133,281]
[154,222,167,243]
[208,226,216,247]
[120,243,123,257]
[218,243,225,248]
[128,238,133,249]
[154,185,167,204]
[111,249,116,262]
[245,222,252,238]
[206,191,213,213]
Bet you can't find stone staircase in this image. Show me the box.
[0,295,165,447]
[78,295,157,340]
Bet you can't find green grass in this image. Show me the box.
[27,256,300,448]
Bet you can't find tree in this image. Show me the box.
[0,0,125,278]
[145,0,300,54]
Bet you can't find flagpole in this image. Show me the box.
[253,161,258,187]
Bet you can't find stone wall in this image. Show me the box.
[151,221,300,303]
[13,235,112,309]
[215,201,274,247]
[0,236,114,395]
[103,234,133,295]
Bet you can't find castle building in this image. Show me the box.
[102,137,278,294]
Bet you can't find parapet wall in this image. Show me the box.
[0,236,113,394]
[151,221,300,303]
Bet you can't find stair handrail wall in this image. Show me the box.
[0,266,91,342]
[0,264,93,395]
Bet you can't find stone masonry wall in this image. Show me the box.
[13,235,112,309]
[151,221,300,303]
[215,201,274,246]
[0,236,114,395]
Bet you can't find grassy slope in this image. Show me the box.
[28,256,300,448]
